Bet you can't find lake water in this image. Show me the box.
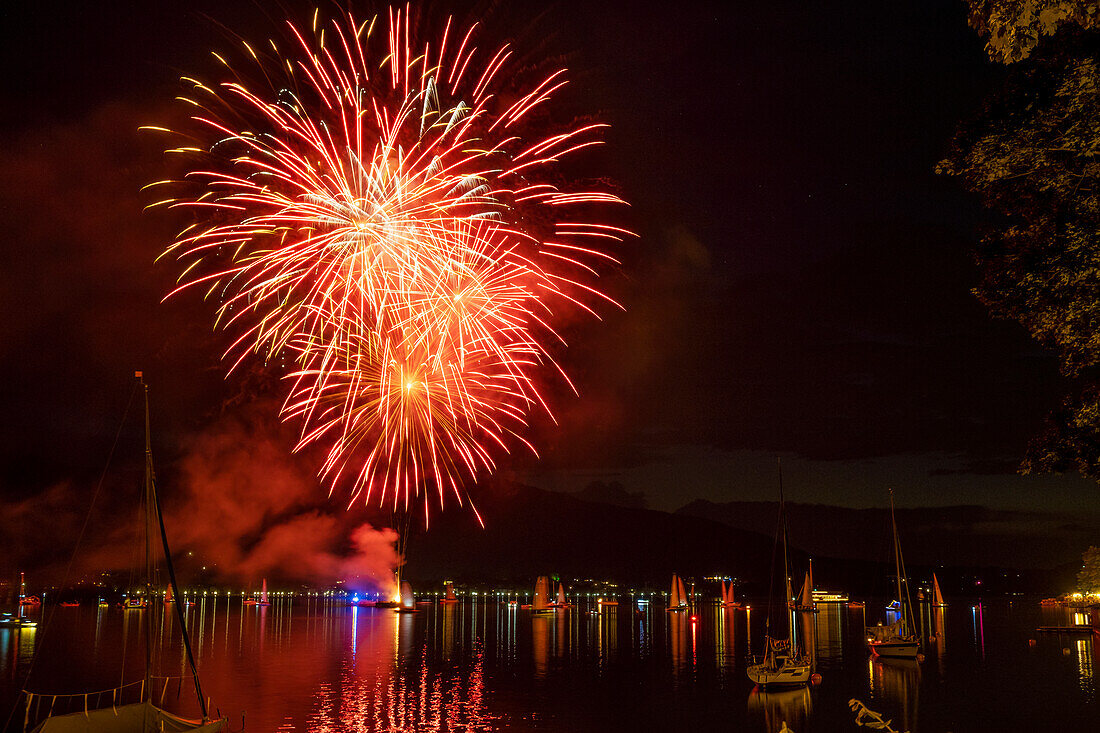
[1,597,1095,732]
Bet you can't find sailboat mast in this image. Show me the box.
[889,489,905,635]
[142,378,154,700]
[138,373,211,720]
[778,465,795,652]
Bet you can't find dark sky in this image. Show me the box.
[1,0,1094,518]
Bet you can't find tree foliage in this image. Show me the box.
[966,1,1100,63]
[1077,545,1100,592]
[941,24,1100,479]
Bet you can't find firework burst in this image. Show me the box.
[148,6,631,520]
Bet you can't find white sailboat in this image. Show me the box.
[396,580,419,613]
[22,374,227,731]
[667,574,688,612]
[867,490,921,659]
[532,576,556,614]
[747,467,812,687]
[551,582,571,609]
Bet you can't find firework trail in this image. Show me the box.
[148,6,631,520]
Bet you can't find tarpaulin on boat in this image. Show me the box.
[31,701,225,733]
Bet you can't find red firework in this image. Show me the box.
[148,6,631,519]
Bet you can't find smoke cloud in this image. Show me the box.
[165,404,401,594]
[1,402,401,596]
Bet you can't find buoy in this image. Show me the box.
[915,653,925,663]
[810,673,822,685]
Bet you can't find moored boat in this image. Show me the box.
[21,374,228,732]
[866,490,921,660]
[531,576,556,615]
[244,578,271,606]
[720,580,742,609]
[747,464,813,688]
[667,574,688,613]
[931,573,947,607]
[396,581,420,613]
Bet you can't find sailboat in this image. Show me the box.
[720,580,742,609]
[931,573,947,607]
[746,466,812,687]
[23,373,227,731]
[396,580,419,613]
[244,578,271,607]
[165,584,193,608]
[791,570,818,614]
[440,581,459,604]
[551,582,572,609]
[866,490,921,659]
[667,574,688,612]
[122,594,148,610]
[531,576,556,615]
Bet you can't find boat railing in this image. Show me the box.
[19,675,210,731]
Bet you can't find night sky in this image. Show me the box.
[1,0,1094,521]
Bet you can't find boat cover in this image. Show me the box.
[866,622,903,642]
[31,702,225,733]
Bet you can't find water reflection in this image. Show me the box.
[970,603,986,659]
[596,607,617,665]
[532,615,550,679]
[747,685,812,733]
[309,609,495,732]
[931,605,947,679]
[1077,638,1094,697]
[713,606,738,673]
[7,599,1100,732]
[867,656,920,732]
[813,603,844,667]
[667,611,691,679]
[0,626,36,676]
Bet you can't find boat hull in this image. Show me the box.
[868,639,920,659]
[746,661,812,687]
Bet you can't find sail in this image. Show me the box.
[799,572,813,609]
[261,578,268,604]
[534,576,550,610]
[721,580,728,604]
[165,584,173,603]
[932,574,945,606]
[556,584,566,605]
[445,581,456,601]
[677,577,688,608]
[400,581,415,609]
[670,575,681,607]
